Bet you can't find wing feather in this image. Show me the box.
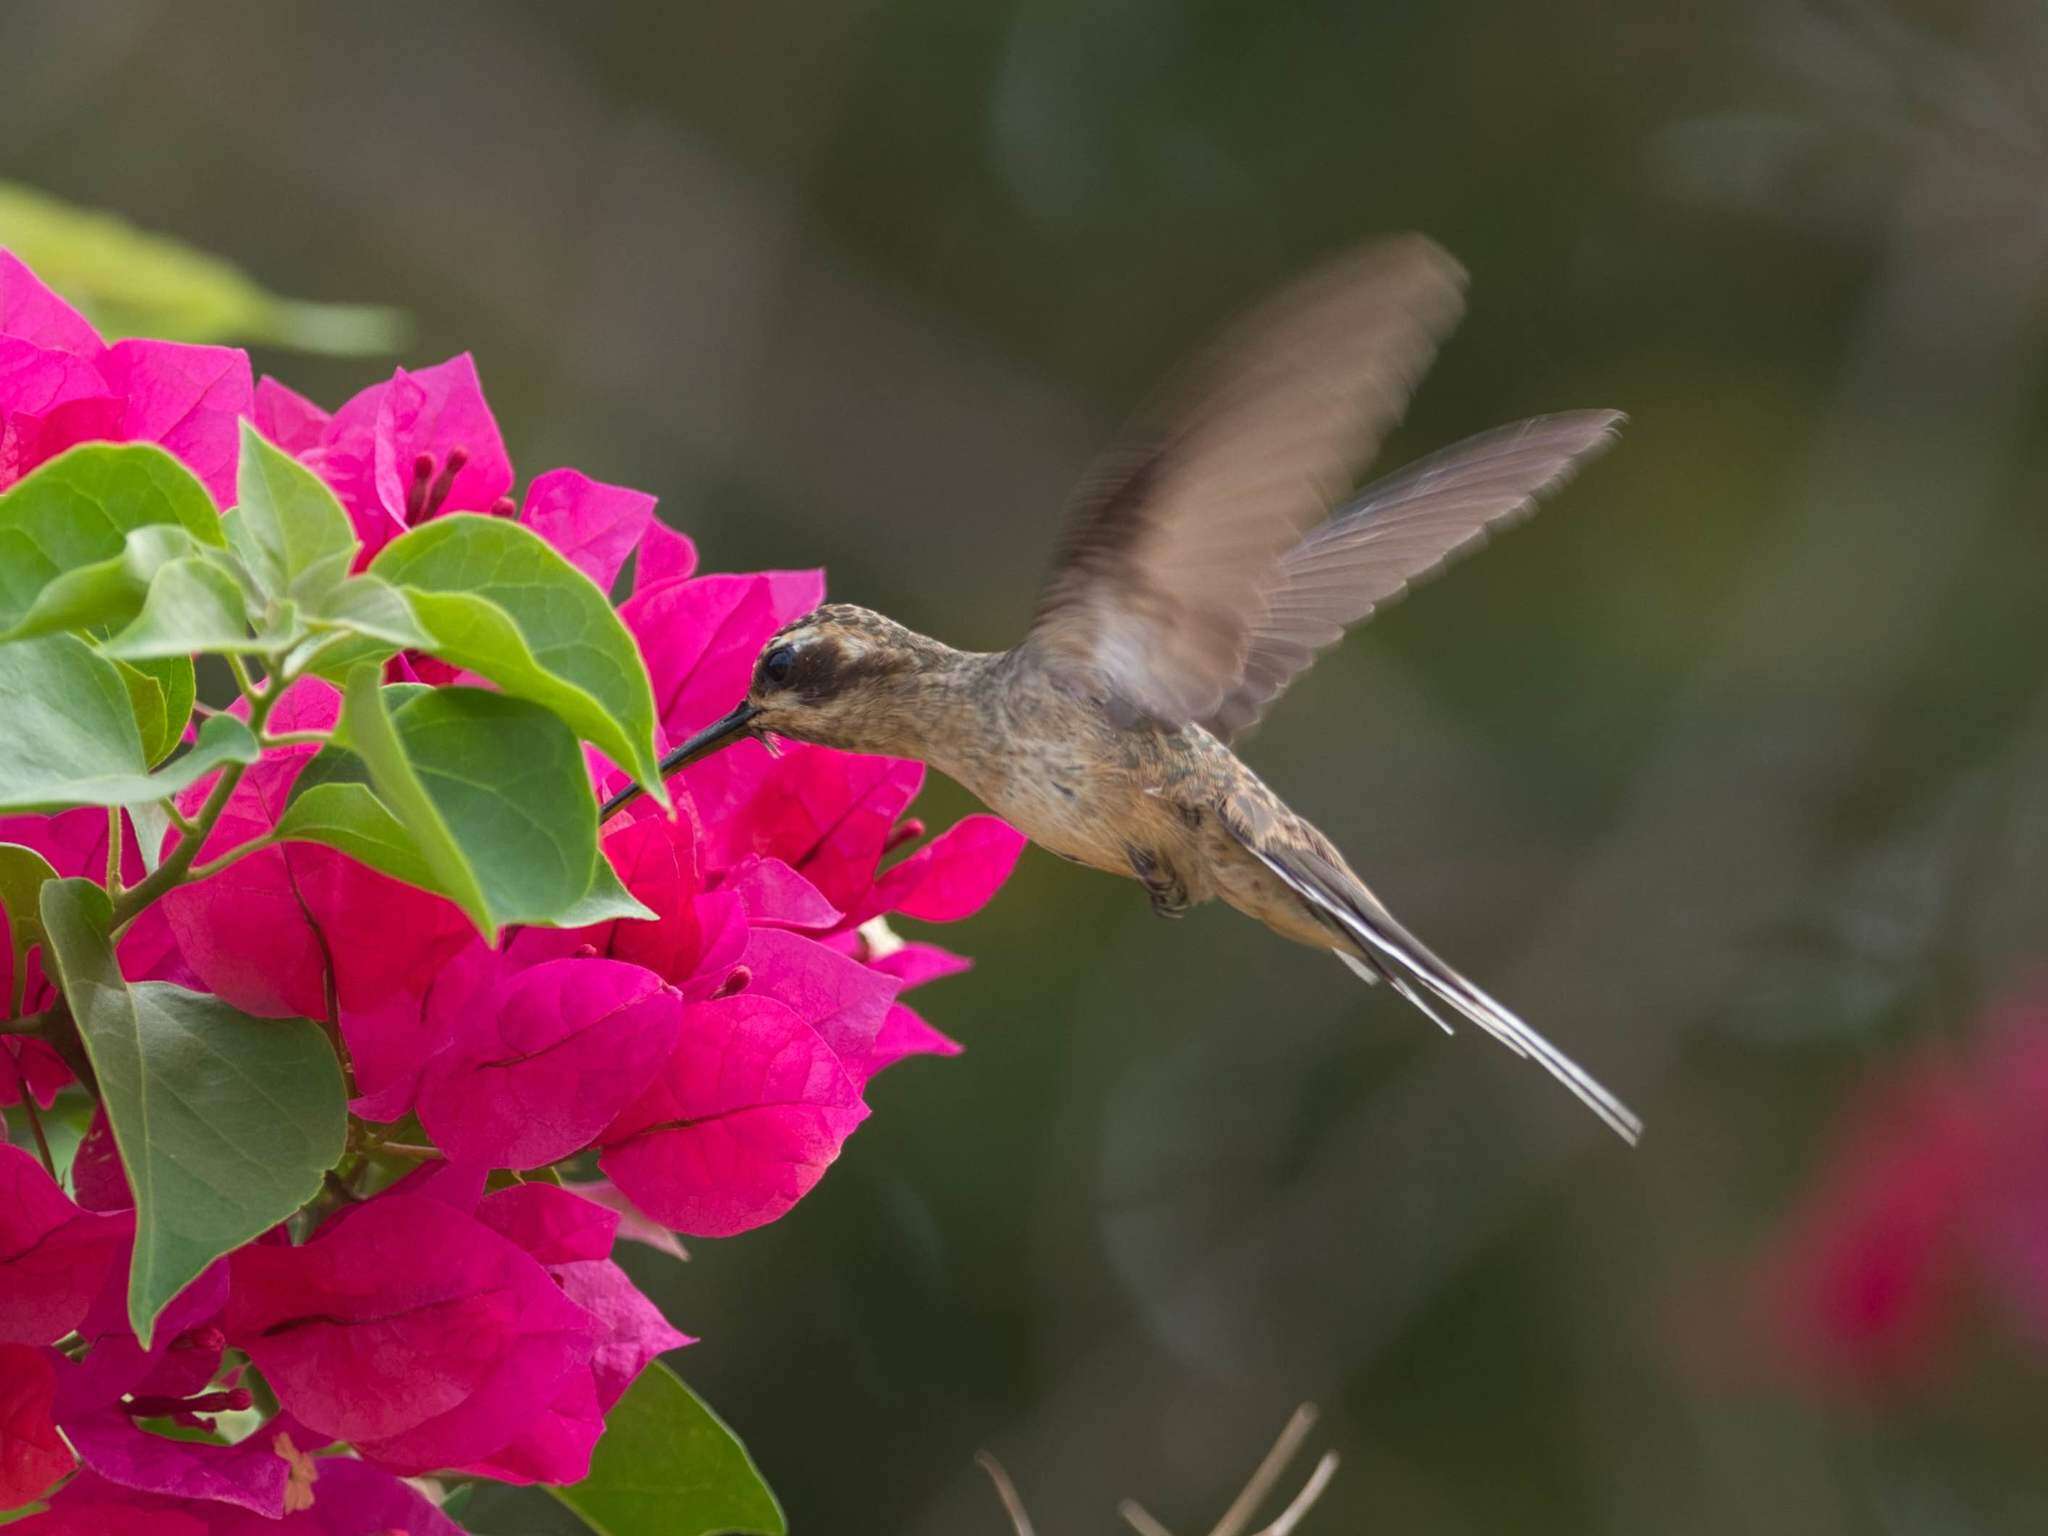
[1203,410,1624,738]
[1028,236,1468,723]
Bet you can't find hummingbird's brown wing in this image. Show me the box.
[1029,236,1467,725]
[1202,410,1625,739]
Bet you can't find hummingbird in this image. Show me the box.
[608,235,1641,1141]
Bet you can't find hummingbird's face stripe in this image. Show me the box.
[734,605,959,758]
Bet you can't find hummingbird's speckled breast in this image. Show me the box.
[910,651,1177,878]
[911,649,1345,951]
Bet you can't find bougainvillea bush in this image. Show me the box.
[0,249,1023,1532]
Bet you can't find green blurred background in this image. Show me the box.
[8,0,2048,1529]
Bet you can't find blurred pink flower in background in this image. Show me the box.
[1752,994,2048,1392]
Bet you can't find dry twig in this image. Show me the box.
[979,1404,1339,1536]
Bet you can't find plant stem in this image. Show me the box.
[105,807,122,896]
[0,1007,49,1037]
[314,945,356,1100]
[185,835,279,886]
[371,1142,440,1159]
[225,653,260,702]
[18,1092,55,1179]
[110,679,286,931]
[24,1001,93,1096]
[322,1169,362,1204]
[257,730,328,749]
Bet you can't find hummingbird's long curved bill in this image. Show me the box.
[600,701,759,819]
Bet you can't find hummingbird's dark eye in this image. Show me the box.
[761,646,797,687]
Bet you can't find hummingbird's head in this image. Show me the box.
[657,604,956,769]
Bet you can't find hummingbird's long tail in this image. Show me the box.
[1339,904,1643,1143]
[1225,821,1643,1142]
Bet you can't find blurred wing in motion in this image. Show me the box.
[1028,236,1469,725]
[1204,410,1626,739]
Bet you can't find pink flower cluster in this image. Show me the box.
[1748,996,2048,1394]
[0,253,1024,1521]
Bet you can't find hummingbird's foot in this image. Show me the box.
[1126,844,1190,919]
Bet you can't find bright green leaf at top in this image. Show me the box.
[101,558,257,659]
[265,577,430,686]
[0,444,223,635]
[0,180,408,355]
[550,1363,785,1536]
[340,668,607,939]
[232,423,357,600]
[37,878,347,1344]
[301,575,433,658]
[372,514,667,806]
[0,636,259,810]
[0,524,196,644]
[0,842,59,1015]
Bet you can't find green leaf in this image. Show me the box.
[124,655,197,766]
[131,716,263,802]
[285,740,374,800]
[0,444,223,636]
[0,842,58,1015]
[337,672,491,931]
[0,638,260,810]
[0,524,197,643]
[217,509,275,603]
[551,1364,785,1536]
[306,575,432,649]
[433,1484,477,1524]
[126,801,172,877]
[555,850,658,926]
[0,633,145,803]
[36,879,346,1344]
[0,180,409,356]
[372,515,667,804]
[340,669,605,939]
[272,782,443,894]
[111,656,168,768]
[268,579,430,686]
[232,423,358,599]
[102,557,257,659]
[272,737,456,901]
